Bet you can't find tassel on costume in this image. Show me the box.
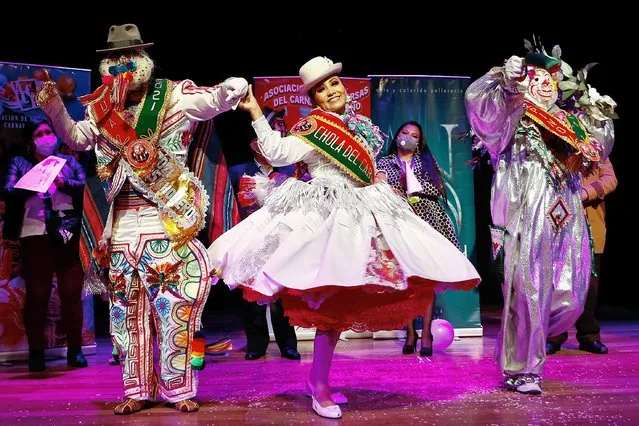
[191,331,206,370]
[111,72,132,112]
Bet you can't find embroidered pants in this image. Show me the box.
[108,206,212,402]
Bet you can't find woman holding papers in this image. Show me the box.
[3,118,87,372]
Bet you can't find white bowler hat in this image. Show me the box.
[298,56,342,94]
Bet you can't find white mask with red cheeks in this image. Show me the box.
[99,50,154,90]
[524,68,558,110]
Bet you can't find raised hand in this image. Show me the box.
[237,85,264,121]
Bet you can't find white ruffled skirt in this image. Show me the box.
[208,178,480,332]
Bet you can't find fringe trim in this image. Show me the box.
[263,179,412,220]
[82,263,109,296]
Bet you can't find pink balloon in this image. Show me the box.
[431,319,455,351]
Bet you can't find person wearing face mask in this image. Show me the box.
[3,118,87,372]
[208,56,480,419]
[376,121,460,357]
[35,24,248,414]
[465,41,616,395]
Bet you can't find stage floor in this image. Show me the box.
[1,318,638,425]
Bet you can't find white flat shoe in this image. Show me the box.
[311,396,342,419]
[305,380,349,404]
[515,382,542,395]
[505,374,542,395]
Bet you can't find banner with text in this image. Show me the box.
[254,76,371,129]
[0,61,94,360]
[371,75,481,333]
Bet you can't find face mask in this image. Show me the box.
[524,68,558,110]
[99,52,154,90]
[397,135,419,152]
[34,134,57,156]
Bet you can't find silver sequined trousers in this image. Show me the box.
[492,129,590,377]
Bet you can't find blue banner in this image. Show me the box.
[370,76,481,333]
[0,61,94,359]
[1,61,90,151]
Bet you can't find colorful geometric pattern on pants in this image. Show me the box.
[109,233,211,403]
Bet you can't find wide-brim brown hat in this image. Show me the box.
[96,24,154,53]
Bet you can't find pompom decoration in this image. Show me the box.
[191,331,206,370]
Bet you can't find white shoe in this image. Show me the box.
[505,374,542,395]
[311,396,342,419]
[305,380,349,404]
[516,382,542,395]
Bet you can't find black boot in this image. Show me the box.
[28,349,45,372]
[67,348,88,368]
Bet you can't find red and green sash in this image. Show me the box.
[85,79,168,149]
[524,100,600,162]
[289,109,375,185]
[81,79,209,247]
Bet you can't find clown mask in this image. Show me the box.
[524,68,558,110]
[99,50,154,90]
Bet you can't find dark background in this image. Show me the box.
[2,8,634,334]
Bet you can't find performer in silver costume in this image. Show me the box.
[465,41,616,394]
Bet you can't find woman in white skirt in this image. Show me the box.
[208,56,481,419]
